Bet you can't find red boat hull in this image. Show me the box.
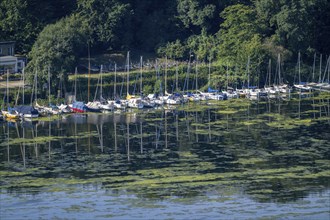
[70,107,86,113]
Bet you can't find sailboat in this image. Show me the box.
[163,56,183,105]
[139,56,155,108]
[107,62,127,110]
[90,65,114,112]
[200,58,225,100]
[242,57,268,98]
[36,67,61,115]
[275,54,291,94]
[200,60,226,100]
[314,55,330,91]
[293,52,312,91]
[146,59,165,106]
[85,50,102,112]
[14,105,39,118]
[125,51,144,109]
[69,67,88,113]
[13,64,39,118]
[1,69,20,120]
[222,64,238,99]
[264,59,278,95]
[2,106,20,120]
[86,64,104,112]
[187,57,204,102]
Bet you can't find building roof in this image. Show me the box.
[0,56,18,62]
[0,41,15,45]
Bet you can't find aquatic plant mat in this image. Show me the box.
[1,92,329,219]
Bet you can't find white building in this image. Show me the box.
[0,41,26,74]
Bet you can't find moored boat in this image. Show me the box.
[86,101,102,112]
[1,108,20,120]
[69,101,88,113]
[14,105,39,118]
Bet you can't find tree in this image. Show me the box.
[177,0,216,34]
[254,0,330,59]
[186,29,217,62]
[0,0,35,53]
[77,0,130,50]
[26,14,88,95]
[273,1,314,53]
[0,0,77,53]
[157,40,185,59]
[217,4,264,65]
[128,0,180,52]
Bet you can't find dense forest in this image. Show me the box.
[1,0,330,89]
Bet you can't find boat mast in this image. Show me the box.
[247,56,250,88]
[48,66,51,105]
[268,59,271,87]
[165,56,167,94]
[6,69,9,108]
[226,63,229,90]
[35,68,38,103]
[88,41,91,102]
[100,65,103,99]
[22,63,25,105]
[328,57,330,84]
[175,61,178,92]
[278,54,281,85]
[322,56,330,83]
[195,56,198,93]
[319,54,322,83]
[74,67,77,101]
[30,69,37,105]
[208,58,211,89]
[126,51,130,97]
[114,62,117,99]
[140,56,143,95]
[312,53,316,82]
[298,51,301,84]
[234,64,238,90]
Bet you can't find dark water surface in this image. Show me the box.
[1,93,330,219]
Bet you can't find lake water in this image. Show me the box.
[1,93,330,219]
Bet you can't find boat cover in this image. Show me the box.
[14,105,39,115]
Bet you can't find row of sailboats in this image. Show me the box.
[2,52,329,120]
[291,52,330,92]
[1,62,73,120]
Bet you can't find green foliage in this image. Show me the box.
[177,0,216,32]
[270,0,314,52]
[129,0,179,52]
[142,84,153,95]
[153,79,163,94]
[1,0,329,90]
[216,4,266,83]
[77,0,130,50]
[157,40,185,59]
[217,4,264,63]
[0,0,76,53]
[26,14,88,94]
[187,29,217,61]
[0,0,36,53]
[255,0,330,56]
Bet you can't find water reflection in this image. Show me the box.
[0,93,329,218]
